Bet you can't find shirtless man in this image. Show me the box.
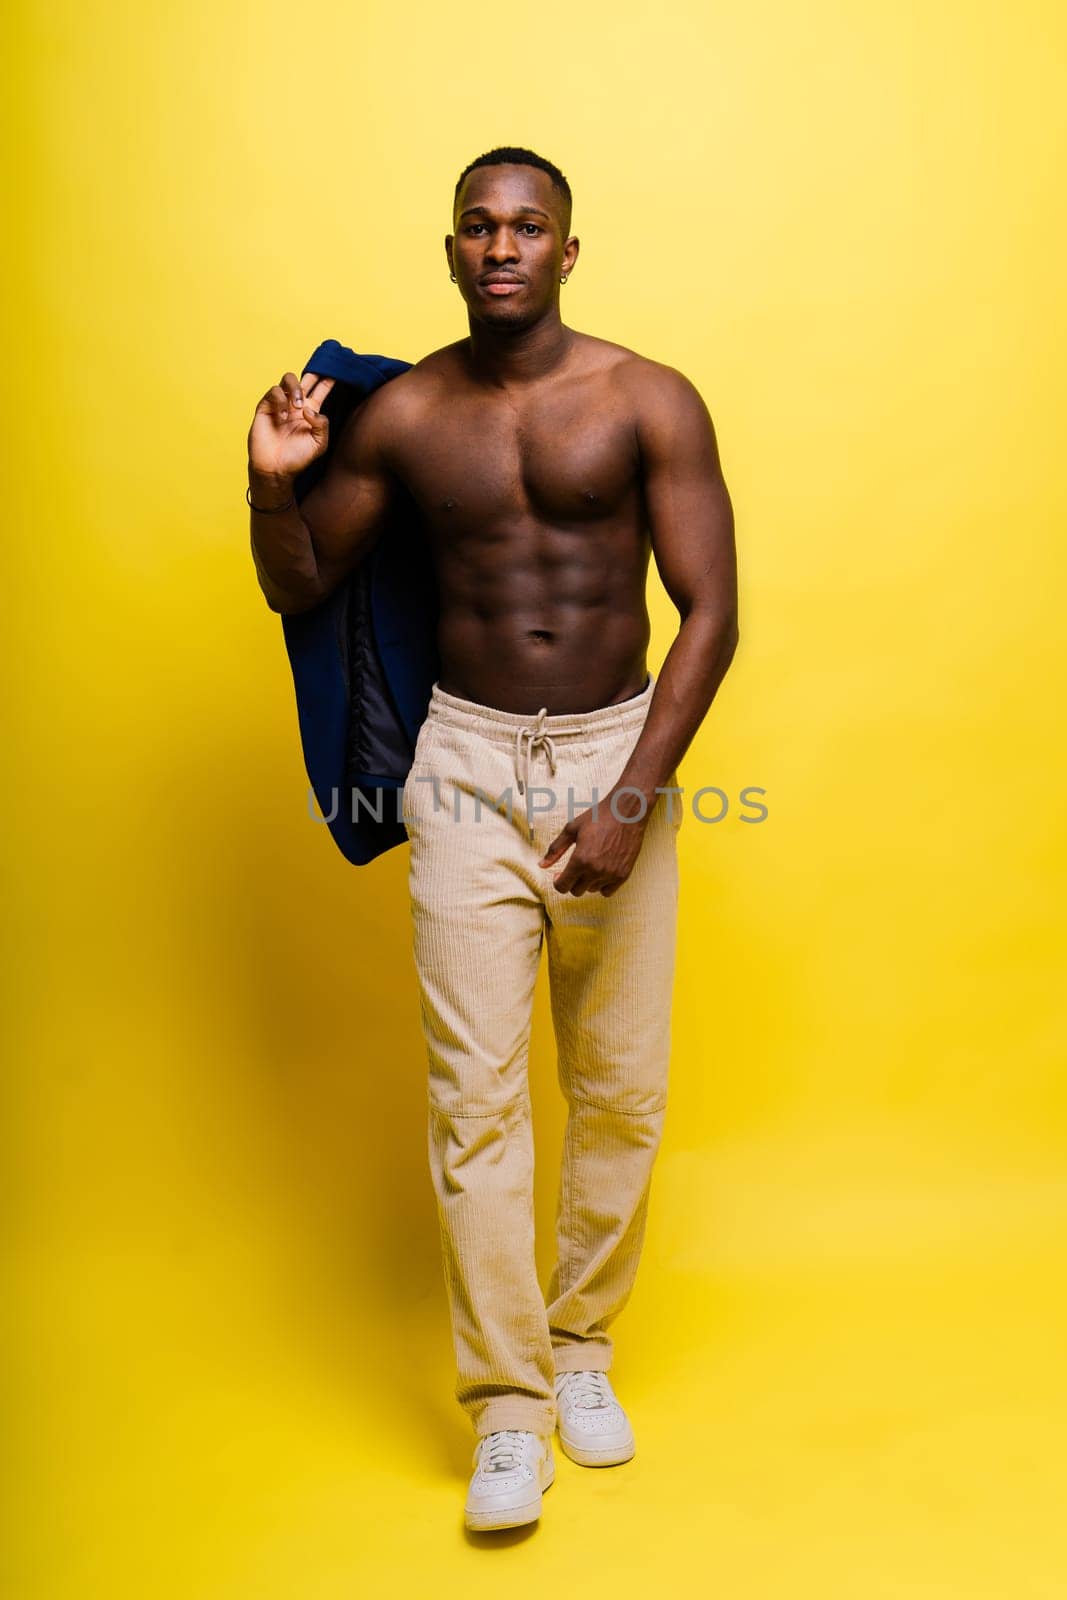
[247,146,738,1532]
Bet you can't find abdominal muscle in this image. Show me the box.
[436,600,652,715]
[417,485,655,715]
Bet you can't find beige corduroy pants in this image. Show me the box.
[402,671,681,1440]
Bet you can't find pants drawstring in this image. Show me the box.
[514,709,587,839]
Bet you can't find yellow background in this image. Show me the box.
[7,0,1066,1593]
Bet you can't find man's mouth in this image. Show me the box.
[481,276,524,296]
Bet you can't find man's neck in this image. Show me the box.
[463,313,576,389]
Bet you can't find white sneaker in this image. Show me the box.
[464,1429,555,1531]
[554,1369,636,1466]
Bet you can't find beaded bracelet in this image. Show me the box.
[246,484,296,514]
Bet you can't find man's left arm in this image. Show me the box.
[541,363,738,895]
[611,361,739,818]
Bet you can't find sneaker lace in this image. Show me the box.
[559,1370,612,1410]
[481,1429,531,1473]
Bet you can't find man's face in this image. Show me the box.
[447,164,575,327]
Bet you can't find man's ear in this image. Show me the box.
[444,233,455,273]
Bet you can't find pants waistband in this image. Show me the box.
[425,671,655,747]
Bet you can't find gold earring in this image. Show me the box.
[450,271,457,282]
[560,274,568,284]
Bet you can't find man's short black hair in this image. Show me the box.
[453,146,572,235]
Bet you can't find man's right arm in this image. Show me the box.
[248,375,402,615]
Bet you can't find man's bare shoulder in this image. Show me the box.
[345,340,465,429]
[579,335,708,415]
[410,338,471,375]
[325,357,439,467]
[393,340,470,395]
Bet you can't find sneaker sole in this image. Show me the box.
[557,1433,636,1468]
[464,1459,555,1532]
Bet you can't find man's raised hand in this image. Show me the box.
[247,370,336,484]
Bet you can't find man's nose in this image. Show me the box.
[484,228,520,263]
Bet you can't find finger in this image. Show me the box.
[540,846,568,868]
[266,383,291,422]
[553,861,588,894]
[280,372,305,411]
[565,873,595,898]
[297,373,323,408]
[300,372,336,406]
[302,379,336,419]
[539,831,574,867]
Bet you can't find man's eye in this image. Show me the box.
[464,223,541,236]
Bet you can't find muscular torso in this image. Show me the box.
[383,332,653,715]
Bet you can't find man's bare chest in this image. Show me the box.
[395,388,641,532]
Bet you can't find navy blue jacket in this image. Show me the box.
[280,338,441,865]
